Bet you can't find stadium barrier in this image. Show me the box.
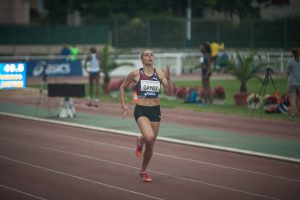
[0,51,292,78]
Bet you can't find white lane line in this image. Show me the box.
[5,128,298,184]
[0,156,164,200]
[154,152,300,183]
[46,135,300,182]
[1,112,300,164]
[0,138,280,200]
[0,184,48,200]
[45,133,300,182]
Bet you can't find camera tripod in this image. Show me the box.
[34,62,53,117]
[251,68,279,115]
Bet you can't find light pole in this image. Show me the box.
[186,0,192,50]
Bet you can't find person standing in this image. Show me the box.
[119,49,173,182]
[70,44,80,61]
[210,41,224,71]
[287,48,300,117]
[84,47,102,107]
[197,44,213,105]
[60,43,71,62]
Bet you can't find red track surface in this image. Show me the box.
[1,115,300,200]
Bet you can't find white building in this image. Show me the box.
[203,0,300,21]
[0,0,30,25]
[260,0,300,19]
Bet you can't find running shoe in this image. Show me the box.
[135,136,143,157]
[140,171,152,182]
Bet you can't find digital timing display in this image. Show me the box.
[0,63,26,89]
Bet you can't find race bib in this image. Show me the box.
[140,80,160,92]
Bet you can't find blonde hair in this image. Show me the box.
[140,51,145,60]
[140,49,153,59]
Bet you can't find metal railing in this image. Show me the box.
[0,51,292,76]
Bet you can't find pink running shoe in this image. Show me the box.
[140,171,152,182]
[135,136,143,157]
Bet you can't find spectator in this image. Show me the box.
[70,44,80,61]
[196,44,213,105]
[83,47,102,107]
[60,43,71,62]
[210,41,224,70]
[217,49,229,72]
[204,41,211,55]
[287,48,300,117]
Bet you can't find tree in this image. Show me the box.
[225,51,268,105]
[226,51,266,93]
[100,45,134,94]
[206,0,262,19]
[43,0,268,25]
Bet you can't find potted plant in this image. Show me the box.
[100,45,134,94]
[225,51,267,106]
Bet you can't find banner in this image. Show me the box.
[26,60,83,77]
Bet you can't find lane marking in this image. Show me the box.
[155,152,300,183]
[2,117,300,183]
[0,156,164,200]
[2,128,299,184]
[0,184,48,200]
[0,139,281,200]
[1,112,300,164]
[42,133,300,182]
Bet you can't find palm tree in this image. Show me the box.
[100,45,133,94]
[225,51,268,105]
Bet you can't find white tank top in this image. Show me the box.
[89,53,101,72]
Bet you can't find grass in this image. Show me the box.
[160,77,293,121]
[28,76,299,121]
[173,78,287,104]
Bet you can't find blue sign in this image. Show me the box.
[0,63,26,89]
[26,60,83,77]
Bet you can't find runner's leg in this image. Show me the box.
[136,117,160,171]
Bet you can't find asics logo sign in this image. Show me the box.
[144,91,156,96]
[33,61,71,76]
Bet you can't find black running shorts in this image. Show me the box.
[134,104,161,122]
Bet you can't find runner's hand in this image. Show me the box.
[122,105,128,119]
[164,65,171,80]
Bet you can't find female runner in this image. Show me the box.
[119,49,173,182]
